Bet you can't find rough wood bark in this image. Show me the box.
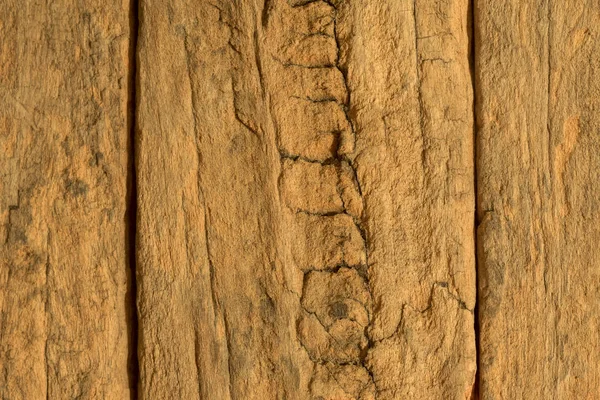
[0,0,135,398]
[137,0,476,398]
[475,1,600,398]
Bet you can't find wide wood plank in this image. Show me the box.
[137,0,476,398]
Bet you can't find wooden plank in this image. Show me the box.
[475,1,600,397]
[0,1,135,398]
[137,0,476,398]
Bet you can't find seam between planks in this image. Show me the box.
[126,0,140,397]
[470,0,481,398]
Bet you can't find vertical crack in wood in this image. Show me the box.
[273,1,377,396]
[543,0,552,295]
[470,0,480,398]
[126,0,140,397]
[413,0,427,171]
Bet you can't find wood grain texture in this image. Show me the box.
[340,0,477,397]
[3,0,599,398]
[136,1,306,398]
[475,0,600,398]
[137,0,476,398]
[0,0,135,398]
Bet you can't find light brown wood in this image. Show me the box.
[0,0,135,398]
[136,0,476,398]
[136,1,304,398]
[3,0,599,398]
[475,0,600,398]
[341,0,477,397]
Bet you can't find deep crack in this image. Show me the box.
[126,0,140,397]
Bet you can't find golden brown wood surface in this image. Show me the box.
[135,0,476,397]
[1,0,599,398]
[475,1,600,398]
[0,0,135,398]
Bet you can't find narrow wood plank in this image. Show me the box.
[475,1,600,397]
[0,1,135,398]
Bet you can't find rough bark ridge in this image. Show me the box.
[266,1,376,397]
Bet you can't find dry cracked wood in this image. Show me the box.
[343,1,476,397]
[3,0,600,399]
[136,1,304,398]
[475,1,600,398]
[137,0,475,398]
[0,0,136,398]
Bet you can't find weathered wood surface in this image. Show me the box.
[136,1,304,398]
[0,0,135,398]
[342,0,477,398]
[2,0,600,398]
[475,0,600,398]
[137,0,476,398]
